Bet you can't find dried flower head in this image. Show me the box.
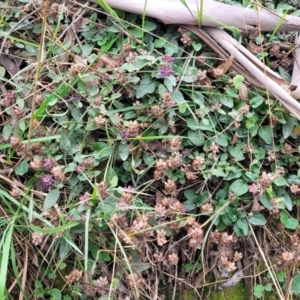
[10,188,21,199]
[219,232,237,247]
[259,171,275,189]
[155,203,168,218]
[95,115,106,127]
[156,229,168,246]
[128,120,140,137]
[290,184,300,194]
[126,272,144,288]
[65,269,83,283]
[32,232,45,246]
[169,137,182,151]
[52,165,64,181]
[279,251,294,265]
[168,252,179,265]
[178,27,193,45]
[119,187,134,207]
[164,179,177,194]
[192,156,205,170]
[233,251,243,261]
[151,105,164,118]
[167,153,181,170]
[238,104,250,114]
[97,181,107,198]
[201,202,213,213]
[210,142,219,153]
[30,157,43,171]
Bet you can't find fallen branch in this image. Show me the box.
[99,0,300,32]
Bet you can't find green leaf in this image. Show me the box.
[253,284,264,298]
[164,76,176,91]
[232,75,244,89]
[136,76,156,98]
[250,96,264,108]
[280,211,299,229]
[184,262,202,272]
[119,144,130,161]
[186,118,199,130]
[172,89,185,103]
[283,116,296,139]
[15,160,29,176]
[230,179,248,197]
[30,222,80,234]
[184,189,198,201]
[258,126,272,144]
[229,145,245,161]
[110,176,118,188]
[0,66,5,77]
[291,273,300,294]
[237,218,249,235]
[3,124,12,141]
[273,176,288,186]
[215,133,228,147]
[49,288,62,299]
[264,283,272,292]
[144,20,157,31]
[220,95,233,108]
[154,38,166,48]
[253,147,265,160]
[44,189,60,210]
[192,41,202,51]
[226,87,239,97]
[178,102,188,113]
[259,194,272,209]
[188,130,205,146]
[82,44,94,58]
[249,212,267,226]
[282,193,293,211]
[143,153,154,166]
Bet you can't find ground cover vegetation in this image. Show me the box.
[1,0,300,299]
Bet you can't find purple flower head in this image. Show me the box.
[6,90,16,101]
[162,55,175,63]
[124,185,134,192]
[82,157,94,169]
[121,130,130,139]
[95,96,102,105]
[182,148,191,157]
[43,158,56,171]
[1,97,11,107]
[42,175,56,190]
[79,194,91,205]
[162,99,176,108]
[158,64,174,78]
[76,164,85,174]
[249,183,259,195]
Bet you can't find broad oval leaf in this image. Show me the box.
[230,179,248,197]
[44,189,60,210]
[258,126,272,144]
[249,212,267,226]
